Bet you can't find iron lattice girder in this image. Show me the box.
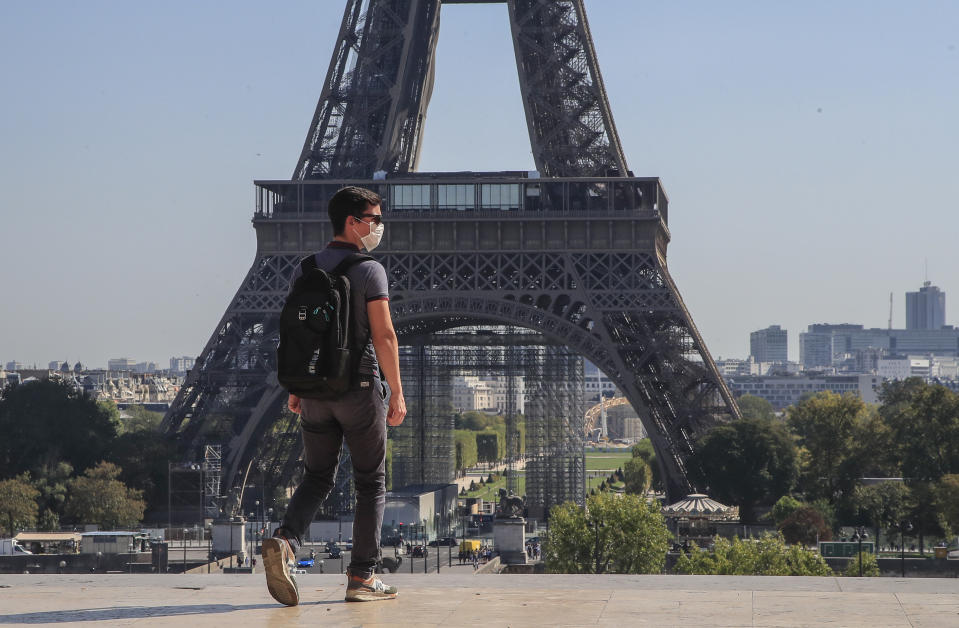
[294,0,442,179]
[294,0,625,180]
[509,0,628,176]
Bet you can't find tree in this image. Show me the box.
[544,492,670,574]
[848,481,908,542]
[0,380,120,480]
[623,457,650,495]
[674,533,833,576]
[0,473,39,536]
[65,462,145,529]
[688,417,799,522]
[903,482,945,555]
[454,430,478,471]
[879,380,959,552]
[631,439,663,491]
[779,506,832,546]
[109,413,175,515]
[118,405,164,435]
[29,461,73,531]
[936,474,959,536]
[787,391,870,503]
[737,394,776,422]
[457,411,504,431]
[881,381,959,484]
[848,405,899,478]
[770,495,802,527]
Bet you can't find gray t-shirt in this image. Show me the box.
[290,242,389,376]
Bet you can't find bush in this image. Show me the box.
[674,533,833,576]
[842,551,879,577]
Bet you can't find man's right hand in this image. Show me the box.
[386,392,406,426]
[288,394,301,415]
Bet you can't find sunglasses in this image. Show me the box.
[355,214,383,225]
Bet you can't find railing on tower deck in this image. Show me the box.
[253,175,668,224]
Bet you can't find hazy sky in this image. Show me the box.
[2,1,957,369]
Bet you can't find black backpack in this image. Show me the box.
[276,252,373,399]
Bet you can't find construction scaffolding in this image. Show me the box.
[391,327,585,520]
[391,341,455,491]
[525,345,586,519]
[202,444,222,519]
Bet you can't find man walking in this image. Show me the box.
[262,186,406,605]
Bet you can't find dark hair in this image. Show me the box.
[328,186,382,235]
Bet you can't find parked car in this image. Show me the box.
[411,545,428,558]
[346,538,353,550]
[328,546,342,559]
[297,557,315,569]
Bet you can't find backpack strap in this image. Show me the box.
[300,254,319,275]
[331,253,374,276]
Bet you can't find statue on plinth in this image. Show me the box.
[496,488,525,519]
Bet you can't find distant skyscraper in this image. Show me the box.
[750,325,788,363]
[906,282,945,330]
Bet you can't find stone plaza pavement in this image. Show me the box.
[1,573,958,627]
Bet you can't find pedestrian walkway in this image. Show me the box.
[1,573,958,626]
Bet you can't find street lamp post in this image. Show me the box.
[851,526,868,577]
[900,521,913,578]
[183,529,188,573]
[206,523,212,574]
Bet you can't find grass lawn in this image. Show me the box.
[584,451,633,471]
[463,472,526,500]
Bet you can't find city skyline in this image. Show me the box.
[2,1,958,369]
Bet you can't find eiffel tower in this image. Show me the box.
[162,0,740,517]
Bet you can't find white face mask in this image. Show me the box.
[355,218,384,251]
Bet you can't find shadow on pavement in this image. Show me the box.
[0,603,281,624]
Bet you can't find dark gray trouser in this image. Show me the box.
[276,379,387,576]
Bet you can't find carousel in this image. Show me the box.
[662,494,739,547]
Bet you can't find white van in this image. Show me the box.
[0,538,32,555]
